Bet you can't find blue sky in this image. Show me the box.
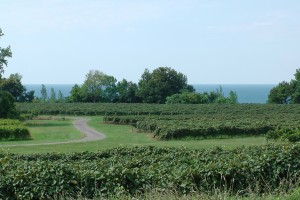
[1,0,300,84]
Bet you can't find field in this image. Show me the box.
[1,103,300,199]
[2,116,266,154]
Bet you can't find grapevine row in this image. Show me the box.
[0,145,299,198]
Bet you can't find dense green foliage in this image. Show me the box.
[0,90,18,118]
[0,73,35,102]
[0,119,30,140]
[268,68,300,104]
[166,87,238,104]
[104,105,300,140]
[266,128,300,143]
[66,67,197,103]
[18,103,300,116]
[17,103,300,140]
[81,70,117,102]
[138,67,194,103]
[0,144,299,199]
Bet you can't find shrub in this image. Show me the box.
[266,128,300,143]
[0,119,31,140]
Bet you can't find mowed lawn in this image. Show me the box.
[2,116,267,154]
[0,117,84,146]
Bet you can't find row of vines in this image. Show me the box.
[103,111,300,140]
[0,119,31,140]
[16,103,300,116]
[17,103,300,140]
[0,145,299,199]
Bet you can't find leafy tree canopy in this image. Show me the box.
[138,67,194,103]
[268,68,300,104]
[115,79,141,103]
[81,70,117,103]
[0,91,18,118]
[0,73,25,101]
[166,86,238,104]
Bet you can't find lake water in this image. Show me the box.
[193,84,275,104]
[24,84,275,104]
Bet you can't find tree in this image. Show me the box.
[57,90,65,103]
[49,88,56,103]
[267,68,300,104]
[69,84,83,102]
[268,81,292,104]
[0,91,18,118]
[0,29,12,78]
[19,91,35,102]
[40,84,48,102]
[228,91,238,104]
[81,70,117,102]
[115,79,141,103]
[138,67,193,103]
[0,73,26,101]
[290,69,300,103]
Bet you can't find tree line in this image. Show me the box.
[35,68,238,104]
[3,26,300,106]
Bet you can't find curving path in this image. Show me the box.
[0,118,106,147]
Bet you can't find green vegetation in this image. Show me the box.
[0,119,30,140]
[137,67,194,103]
[0,90,18,118]
[67,67,194,103]
[166,86,238,104]
[0,73,35,102]
[0,144,299,199]
[268,68,300,104]
[3,116,265,154]
[16,103,300,140]
[16,102,300,116]
[266,128,300,143]
[0,116,83,146]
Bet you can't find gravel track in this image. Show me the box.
[0,118,106,147]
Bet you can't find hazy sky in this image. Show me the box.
[1,0,300,84]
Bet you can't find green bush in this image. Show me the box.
[0,119,31,140]
[266,128,300,143]
[0,90,18,118]
[286,132,300,142]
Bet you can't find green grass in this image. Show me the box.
[0,116,84,146]
[2,116,267,154]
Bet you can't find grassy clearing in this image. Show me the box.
[2,116,267,154]
[0,116,84,146]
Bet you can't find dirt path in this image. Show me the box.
[1,118,106,147]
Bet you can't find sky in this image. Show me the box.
[0,0,300,84]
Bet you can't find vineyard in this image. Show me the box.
[0,144,299,199]
[17,103,300,116]
[104,113,300,140]
[17,103,300,140]
[7,103,300,198]
[0,119,31,141]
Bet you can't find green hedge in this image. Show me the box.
[0,144,300,199]
[0,119,31,140]
[104,114,300,140]
[266,128,300,142]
